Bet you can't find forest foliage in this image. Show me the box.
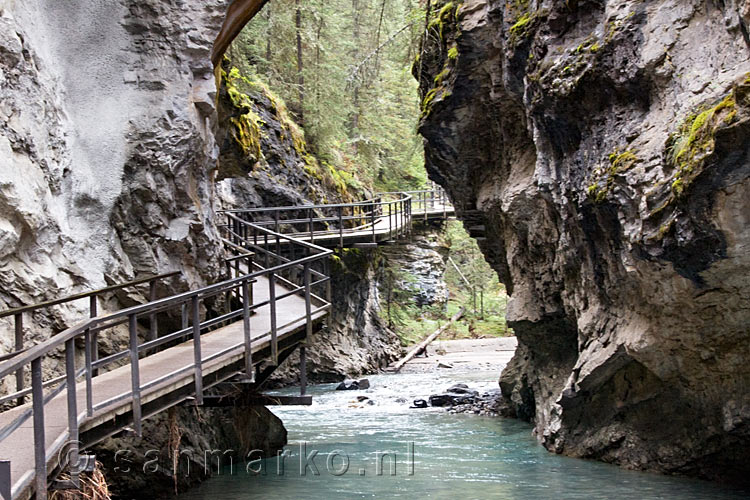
[227,0,430,192]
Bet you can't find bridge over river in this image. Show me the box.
[0,188,453,499]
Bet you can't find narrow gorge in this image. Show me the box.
[0,0,749,498]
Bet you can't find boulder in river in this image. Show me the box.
[335,378,371,390]
[335,379,359,390]
[429,395,454,407]
[411,399,429,409]
[447,384,479,397]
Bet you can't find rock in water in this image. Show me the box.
[335,379,359,391]
[358,378,371,389]
[429,394,454,407]
[417,0,750,484]
[447,384,479,397]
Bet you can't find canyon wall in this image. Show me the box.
[417,0,750,483]
[0,0,231,370]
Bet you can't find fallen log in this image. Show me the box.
[390,307,465,373]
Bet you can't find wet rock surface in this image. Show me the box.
[418,0,750,484]
[94,405,286,497]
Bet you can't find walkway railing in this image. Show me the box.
[0,222,331,499]
[0,186,451,499]
[222,187,452,248]
[0,272,181,407]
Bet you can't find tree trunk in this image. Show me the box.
[296,0,305,126]
[265,4,272,75]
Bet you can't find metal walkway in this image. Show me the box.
[0,188,453,499]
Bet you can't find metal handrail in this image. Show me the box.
[0,271,182,409]
[0,221,332,500]
[223,192,415,247]
[0,187,450,498]
[0,271,181,320]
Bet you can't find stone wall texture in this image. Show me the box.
[417,0,750,484]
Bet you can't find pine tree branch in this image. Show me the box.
[346,21,414,87]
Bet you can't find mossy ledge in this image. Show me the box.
[666,80,746,196]
[221,61,361,202]
[586,149,639,203]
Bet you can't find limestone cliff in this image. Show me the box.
[0,0,230,364]
[417,0,750,483]
[381,223,450,308]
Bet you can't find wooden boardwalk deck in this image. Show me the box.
[0,189,454,499]
[0,275,325,499]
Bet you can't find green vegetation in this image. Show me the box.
[223,61,361,201]
[383,221,512,346]
[224,67,265,162]
[668,90,739,196]
[587,148,639,202]
[228,0,430,192]
[417,1,463,123]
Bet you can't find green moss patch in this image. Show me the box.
[587,149,640,203]
[667,90,740,196]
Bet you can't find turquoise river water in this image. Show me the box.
[179,369,750,500]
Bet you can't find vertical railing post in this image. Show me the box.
[148,279,157,343]
[128,314,142,436]
[304,263,312,335]
[14,313,24,406]
[84,326,93,417]
[269,272,278,364]
[371,202,376,243]
[242,279,253,380]
[31,357,47,500]
[90,295,98,377]
[192,296,204,405]
[308,208,314,244]
[264,232,270,268]
[275,210,281,257]
[338,206,343,248]
[299,345,307,396]
[302,262,312,396]
[225,260,232,314]
[389,201,393,237]
[181,302,189,341]
[65,339,79,485]
[400,200,404,239]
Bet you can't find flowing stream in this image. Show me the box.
[179,368,750,499]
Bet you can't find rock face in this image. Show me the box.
[270,248,403,385]
[417,0,750,483]
[0,0,230,365]
[94,405,286,497]
[381,223,450,307]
